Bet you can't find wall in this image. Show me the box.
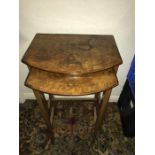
[19,0,135,103]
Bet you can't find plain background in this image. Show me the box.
[19,0,135,103]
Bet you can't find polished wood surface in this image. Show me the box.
[22,34,122,142]
[22,34,122,75]
[25,67,118,95]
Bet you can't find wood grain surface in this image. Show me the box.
[25,67,118,96]
[22,34,122,75]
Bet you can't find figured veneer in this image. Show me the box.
[25,67,118,96]
[22,34,122,75]
[22,33,122,143]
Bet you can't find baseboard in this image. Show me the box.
[20,93,119,103]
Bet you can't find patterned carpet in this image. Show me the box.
[19,100,134,155]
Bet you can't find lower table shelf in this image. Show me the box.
[25,67,118,96]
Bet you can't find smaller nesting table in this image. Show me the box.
[22,34,122,141]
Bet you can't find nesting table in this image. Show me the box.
[22,34,122,141]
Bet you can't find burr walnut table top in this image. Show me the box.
[22,34,122,75]
[25,67,118,96]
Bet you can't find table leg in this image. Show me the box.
[33,90,54,141]
[94,89,112,133]
[49,94,56,126]
[49,94,55,110]
[94,66,118,134]
[95,92,101,113]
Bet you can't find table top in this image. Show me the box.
[22,34,122,75]
[25,67,118,95]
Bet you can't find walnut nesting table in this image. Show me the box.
[22,34,122,141]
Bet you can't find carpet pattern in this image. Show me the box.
[19,100,134,155]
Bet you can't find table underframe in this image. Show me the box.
[32,66,118,143]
